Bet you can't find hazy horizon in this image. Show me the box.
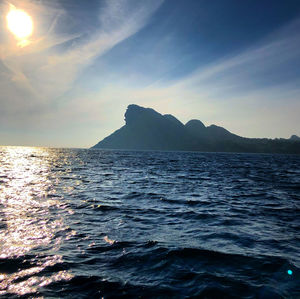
[1,0,300,147]
[1,103,299,149]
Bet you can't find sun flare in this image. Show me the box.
[6,8,33,40]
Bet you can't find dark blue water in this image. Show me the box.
[0,147,299,298]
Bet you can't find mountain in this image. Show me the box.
[290,135,300,141]
[92,104,300,154]
[94,105,190,151]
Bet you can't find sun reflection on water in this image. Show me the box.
[0,146,74,295]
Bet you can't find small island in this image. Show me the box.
[92,104,300,154]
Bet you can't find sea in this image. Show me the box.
[0,146,299,298]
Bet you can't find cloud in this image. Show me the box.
[0,0,163,126]
[171,17,300,97]
[100,17,300,138]
[58,15,300,146]
[1,1,299,146]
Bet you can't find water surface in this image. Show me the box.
[0,147,299,298]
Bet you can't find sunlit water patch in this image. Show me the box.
[0,147,75,296]
[0,147,299,298]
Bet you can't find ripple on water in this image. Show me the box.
[0,147,299,297]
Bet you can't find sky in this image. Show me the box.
[0,0,300,147]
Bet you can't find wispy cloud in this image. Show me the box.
[103,17,300,138]
[0,0,163,126]
[146,17,300,94]
[1,1,299,146]
[48,15,299,146]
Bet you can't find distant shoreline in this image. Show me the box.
[92,104,300,155]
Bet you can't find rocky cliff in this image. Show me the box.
[92,105,300,154]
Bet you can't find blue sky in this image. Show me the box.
[0,0,300,147]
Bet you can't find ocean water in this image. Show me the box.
[0,147,299,298]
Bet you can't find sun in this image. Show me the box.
[6,8,33,40]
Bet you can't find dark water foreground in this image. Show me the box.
[0,147,299,298]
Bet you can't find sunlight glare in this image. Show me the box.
[0,146,75,296]
[6,8,33,40]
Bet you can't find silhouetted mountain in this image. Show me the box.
[92,105,300,154]
[290,135,300,141]
[185,119,206,137]
[95,105,190,151]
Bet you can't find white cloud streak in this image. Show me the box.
[0,0,163,126]
[178,18,300,97]
[52,15,300,146]
[104,17,300,139]
[1,1,299,146]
